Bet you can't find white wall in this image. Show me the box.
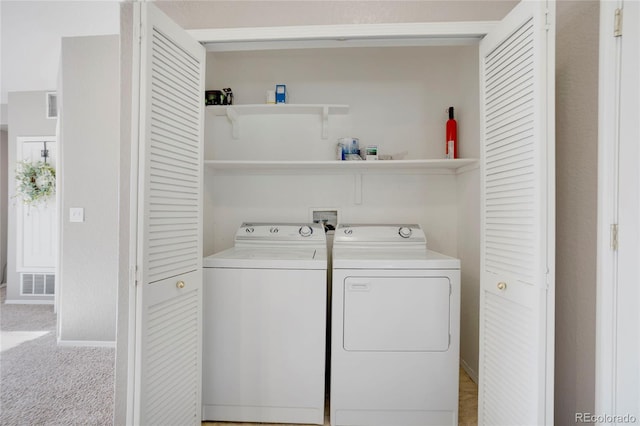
[6,91,57,302]
[58,35,119,344]
[457,167,480,381]
[115,4,133,422]
[0,1,119,105]
[1,130,7,284]
[206,47,479,160]
[204,46,478,258]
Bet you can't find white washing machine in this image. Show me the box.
[330,224,460,426]
[202,223,327,425]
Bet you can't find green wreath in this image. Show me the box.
[15,161,56,206]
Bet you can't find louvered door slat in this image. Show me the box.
[483,12,537,279]
[150,80,199,116]
[479,1,554,425]
[486,92,533,126]
[135,4,204,425]
[484,21,534,78]
[481,293,537,423]
[487,145,534,166]
[149,136,199,160]
[151,109,199,139]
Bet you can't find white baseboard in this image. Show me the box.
[461,359,478,384]
[57,339,116,348]
[4,299,54,305]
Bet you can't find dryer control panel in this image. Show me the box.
[334,224,427,248]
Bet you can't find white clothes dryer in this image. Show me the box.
[202,223,327,425]
[330,224,460,426]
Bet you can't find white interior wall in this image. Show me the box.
[204,46,478,256]
[58,35,119,343]
[207,47,479,161]
[6,91,57,302]
[206,171,459,256]
[1,130,7,284]
[115,4,133,422]
[0,1,120,105]
[457,167,480,381]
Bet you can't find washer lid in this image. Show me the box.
[332,248,460,269]
[204,247,327,269]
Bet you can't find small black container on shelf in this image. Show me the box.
[205,88,233,106]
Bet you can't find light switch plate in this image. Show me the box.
[69,207,84,223]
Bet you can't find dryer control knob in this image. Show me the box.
[270,227,279,234]
[245,227,254,233]
[344,228,353,235]
[299,225,313,237]
[398,227,413,238]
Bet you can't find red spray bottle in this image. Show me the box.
[446,107,457,159]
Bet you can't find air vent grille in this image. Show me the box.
[46,92,58,119]
[21,273,55,296]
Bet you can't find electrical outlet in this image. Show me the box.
[69,207,84,223]
[311,209,338,231]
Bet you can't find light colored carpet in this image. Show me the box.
[0,286,115,425]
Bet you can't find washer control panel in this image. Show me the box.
[236,223,323,244]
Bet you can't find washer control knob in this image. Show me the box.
[398,227,413,238]
[299,225,313,237]
[245,227,254,233]
[270,227,279,234]
[344,228,353,235]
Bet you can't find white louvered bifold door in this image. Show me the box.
[478,1,555,425]
[133,4,205,425]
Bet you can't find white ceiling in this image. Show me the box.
[0,1,120,105]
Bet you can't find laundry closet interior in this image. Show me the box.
[201,40,482,376]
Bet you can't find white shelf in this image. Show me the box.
[206,104,349,139]
[207,104,349,116]
[204,158,478,173]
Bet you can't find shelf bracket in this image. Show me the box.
[226,107,239,139]
[321,106,329,139]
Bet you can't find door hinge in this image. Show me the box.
[130,265,141,285]
[614,8,622,37]
[545,9,551,31]
[545,266,551,289]
[610,224,619,251]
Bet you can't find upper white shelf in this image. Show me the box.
[207,104,349,116]
[204,158,478,174]
[207,104,349,139]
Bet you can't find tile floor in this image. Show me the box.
[202,367,478,426]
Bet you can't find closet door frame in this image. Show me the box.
[596,0,640,419]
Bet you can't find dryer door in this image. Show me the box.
[343,276,450,351]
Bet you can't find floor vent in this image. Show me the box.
[21,273,55,296]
